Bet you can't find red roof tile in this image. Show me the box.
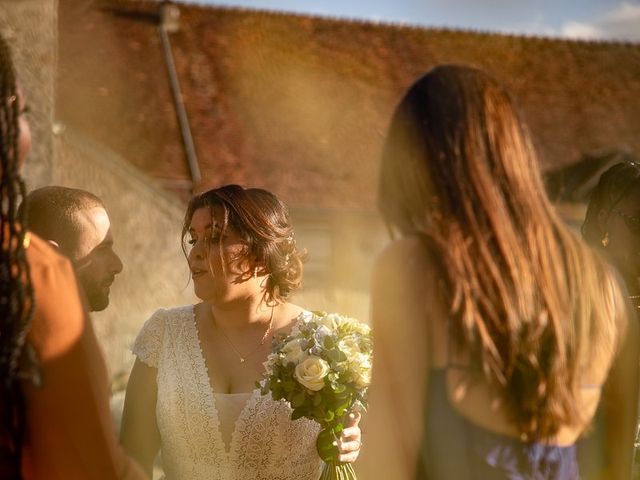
[58,1,640,208]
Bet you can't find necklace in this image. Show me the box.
[214,307,274,364]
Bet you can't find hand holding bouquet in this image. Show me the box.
[260,311,373,480]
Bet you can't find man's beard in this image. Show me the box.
[81,278,110,312]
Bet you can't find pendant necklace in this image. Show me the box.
[214,306,274,363]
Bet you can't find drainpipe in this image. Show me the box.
[159,1,201,186]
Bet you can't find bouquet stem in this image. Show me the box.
[317,422,358,480]
[319,461,357,480]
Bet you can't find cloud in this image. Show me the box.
[561,2,640,41]
[507,13,557,36]
[561,21,603,40]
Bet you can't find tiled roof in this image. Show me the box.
[58,0,640,209]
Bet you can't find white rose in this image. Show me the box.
[353,322,371,336]
[282,339,307,365]
[316,313,340,330]
[338,336,360,357]
[294,356,330,391]
[353,368,371,389]
[350,353,372,389]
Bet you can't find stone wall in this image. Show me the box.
[0,0,56,187]
[54,127,197,384]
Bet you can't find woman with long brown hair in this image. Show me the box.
[364,65,638,479]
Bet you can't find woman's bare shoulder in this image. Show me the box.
[272,302,307,334]
[373,235,440,290]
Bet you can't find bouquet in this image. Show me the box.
[260,311,373,480]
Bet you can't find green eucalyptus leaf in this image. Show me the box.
[292,391,307,408]
[324,336,335,349]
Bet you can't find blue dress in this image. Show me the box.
[416,369,580,479]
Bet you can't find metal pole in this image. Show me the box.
[159,24,201,185]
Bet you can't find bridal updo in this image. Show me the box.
[182,184,305,304]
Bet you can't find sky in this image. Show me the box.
[177,0,640,42]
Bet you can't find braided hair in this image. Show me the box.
[582,155,640,247]
[0,34,34,476]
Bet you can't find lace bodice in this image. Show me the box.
[132,306,322,480]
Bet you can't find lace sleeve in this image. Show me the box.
[132,309,167,368]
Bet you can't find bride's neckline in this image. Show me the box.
[212,391,253,397]
[190,305,309,396]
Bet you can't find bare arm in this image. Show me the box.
[601,279,640,480]
[120,358,161,478]
[359,238,431,480]
[23,238,148,480]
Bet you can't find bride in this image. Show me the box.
[120,185,361,479]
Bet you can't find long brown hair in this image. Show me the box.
[379,65,620,440]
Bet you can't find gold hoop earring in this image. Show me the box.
[601,232,610,247]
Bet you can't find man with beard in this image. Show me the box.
[23,186,124,312]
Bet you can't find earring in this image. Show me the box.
[601,232,610,247]
[253,267,258,279]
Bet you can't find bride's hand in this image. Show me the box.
[337,411,362,463]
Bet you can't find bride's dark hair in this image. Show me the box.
[182,184,304,304]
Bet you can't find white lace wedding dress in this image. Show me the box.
[132,305,322,480]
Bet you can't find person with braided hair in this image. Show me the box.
[581,154,640,478]
[0,35,147,479]
[0,30,35,480]
[582,154,640,301]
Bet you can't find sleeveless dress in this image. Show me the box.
[416,369,580,479]
[132,305,322,480]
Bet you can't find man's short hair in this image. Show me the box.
[23,186,105,258]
